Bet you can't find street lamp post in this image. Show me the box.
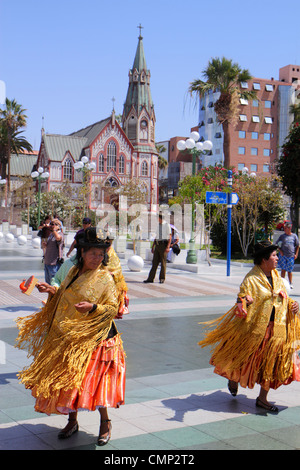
[177,132,213,264]
[73,156,96,215]
[31,167,49,227]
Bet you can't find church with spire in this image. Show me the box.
[36,28,158,212]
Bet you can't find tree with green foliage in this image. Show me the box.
[169,166,284,257]
[277,122,300,232]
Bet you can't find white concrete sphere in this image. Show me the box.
[17,235,27,245]
[5,233,14,243]
[32,237,41,249]
[127,255,144,272]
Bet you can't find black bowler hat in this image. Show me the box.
[253,240,278,258]
[78,227,110,249]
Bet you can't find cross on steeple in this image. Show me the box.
[137,23,143,39]
[111,96,116,111]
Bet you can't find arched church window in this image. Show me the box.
[99,154,104,172]
[63,158,72,181]
[140,119,148,140]
[119,155,125,174]
[128,115,137,140]
[107,141,117,171]
[141,160,148,177]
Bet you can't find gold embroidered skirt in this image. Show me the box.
[32,334,126,415]
[212,322,293,391]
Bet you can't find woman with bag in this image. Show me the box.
[199,240,300,413]
[16,227,126,446]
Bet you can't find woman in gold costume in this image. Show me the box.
[199,240,300,413]
[16,227,126,446]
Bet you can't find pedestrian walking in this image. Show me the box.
[276,222,299,289]
[43,218,64,284]
[144,213,171,284]
[16,227,126,446]
[66,217,92,257]
[199,240,300,413]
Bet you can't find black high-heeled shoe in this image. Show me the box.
[227,380,238,397]
[256,397,278,413]
[58,420,79,439]
[97,419,112,446]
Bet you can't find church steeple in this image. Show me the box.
[122,26,156,148]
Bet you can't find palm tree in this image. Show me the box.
[188,57,257,168]
[155,143,168,170]
[289,103,300,124]
[0,98,31,191]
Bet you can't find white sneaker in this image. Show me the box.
[290,284,294,289]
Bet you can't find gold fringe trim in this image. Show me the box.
[199,301,300,384]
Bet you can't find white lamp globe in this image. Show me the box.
[190,131,200,142]
[185,138,196,149]
[202,140,213,151]
[31,171,39,178]
[177,140,187,151]
[242,167,249,175]
[250,172,256,178]
[38,167,44,173]
[41,172,49,179]
[81,156,89,164]
[74,161,84,170]
[195,142,204,151]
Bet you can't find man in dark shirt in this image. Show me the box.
[44,218,64,284]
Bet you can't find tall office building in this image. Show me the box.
[196,64,300,174]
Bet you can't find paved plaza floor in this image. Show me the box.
[1,240,300,451]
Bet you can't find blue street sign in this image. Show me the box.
[206,191,239,205]
[206,191,227,204]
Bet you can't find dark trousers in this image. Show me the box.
[147,242,168,282]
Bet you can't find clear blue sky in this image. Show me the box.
[1,0,299,150]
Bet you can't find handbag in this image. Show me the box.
[172,243,181,255]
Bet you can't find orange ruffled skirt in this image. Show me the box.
[33,334,126,415]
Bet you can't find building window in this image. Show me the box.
[215,132,222,138]
[253,83,261,90]
[251,148,258,156]
[238,147,245,155]
[251,164,257,172]
[241,82,248,88]
[239,114,247,121]
[252,99,259,107]
[251,132,258,140]
[240,98,248,105]
[99,154,104,172]
[263,164,270,172]
[119,155,125,174]
[141,160,148,176]
[207,117,214,123]
[264,100,272,108]
[263,149,270,156]
[264,133,271,140]
[265,84,273,91]
[264,117,273,124]
[107,141,117,171]
[63,158,72,181]
[239,131,246,139]
[238,163,245,171]
[252,115,260,123]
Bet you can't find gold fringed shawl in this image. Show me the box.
[15,266,119,398]
[199,266,300,384]
[106,246,128,305]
